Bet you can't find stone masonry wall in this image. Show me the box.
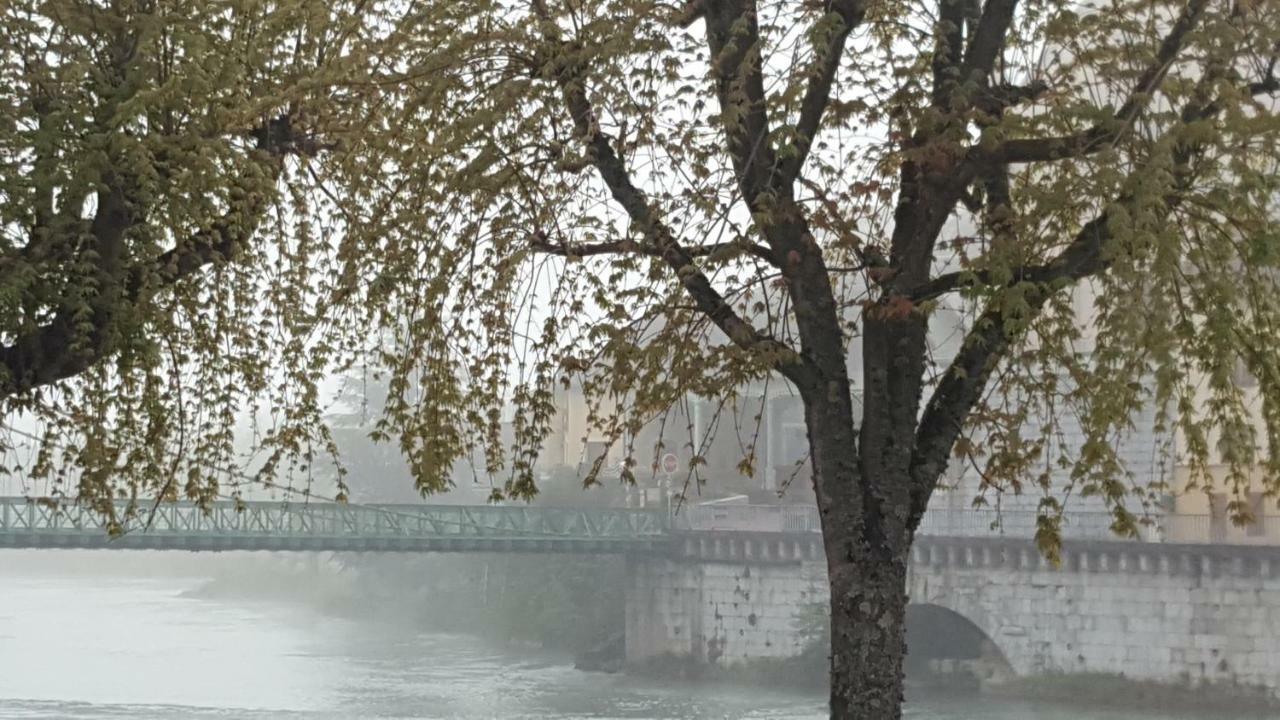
[624,555,827,665]
[908,540,1280,697]
[627,535,1280,700]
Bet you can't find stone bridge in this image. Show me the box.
[625,522,1280,701]
[905,536,1280,693]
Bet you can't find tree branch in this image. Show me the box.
[972,0,1210,166]
[529,234,775,264]
[971,80,1050,117]
[0,181,132,398]
[148,195,273,289]
[695,0,851,398]
[0,183,273,399]
[776,0,868,186]
[1249,45,1279,95]
[0,110,310,400]
[905,211,1112,528]
[908,262,1047,302]
[931,0,969,109]
[906,56,1240,527]
[701,0,781,212]
[915,61,1280,306]
[961,0,1018,78]
[674,0,706,27]
[535,24,813,387]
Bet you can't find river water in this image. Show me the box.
[0,554,1251,720]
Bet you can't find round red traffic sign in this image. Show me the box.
[660,453,679,475]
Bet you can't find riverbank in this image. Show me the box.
[620,651,1280,719]
[13,555,1270,720]
[988,674,1280,719]
[182,554,1280,719]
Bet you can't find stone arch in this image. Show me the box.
[908,558,1041,677]
[905,602,1014,687]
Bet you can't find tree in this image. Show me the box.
[0,0,400,510]
[5,2,1280,719]
[323,1,1280,717]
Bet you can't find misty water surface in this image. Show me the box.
[0,553,1259,720]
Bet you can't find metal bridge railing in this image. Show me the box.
[0,497,669,542]
[8,496,1280,549]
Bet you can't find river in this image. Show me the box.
[0,553,1254,720]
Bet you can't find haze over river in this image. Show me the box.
[0,553,1256,720]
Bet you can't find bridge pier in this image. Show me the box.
[624,533,828,667]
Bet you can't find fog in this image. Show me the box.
[2,548,1274,720]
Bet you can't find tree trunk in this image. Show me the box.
[804,387,914,720]
[827,544,910,720]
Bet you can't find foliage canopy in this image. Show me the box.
[3,0,1280,531]
[5,0,1280,715]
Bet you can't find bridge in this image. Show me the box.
[6,495,1280,703]
[0,497,670,553]
[0,494,1265,555]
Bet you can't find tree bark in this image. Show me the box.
[828,542,909,720]
[804,382,912,720]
